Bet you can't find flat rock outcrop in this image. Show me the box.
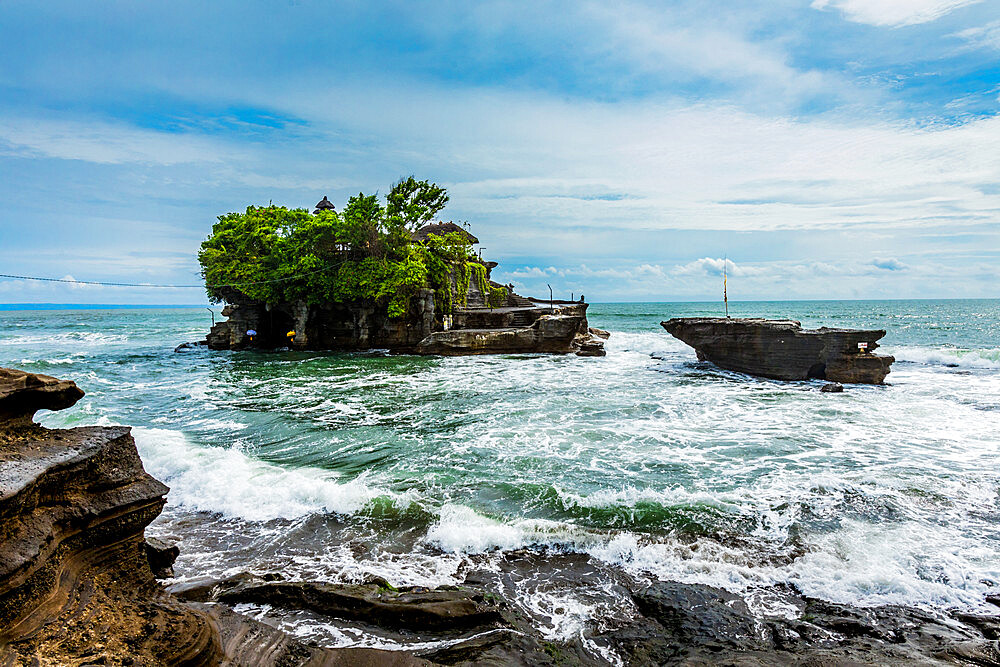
[0,368,84,428]
[661,317,894,384]
[417,314,588,356]
[179,574,597,666]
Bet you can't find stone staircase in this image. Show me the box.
[507,294,536,308]
[509,310,537,327]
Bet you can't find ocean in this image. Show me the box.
[2,300,998,657]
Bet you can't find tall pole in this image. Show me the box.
[547,283,554,313]
[723,256,729,318]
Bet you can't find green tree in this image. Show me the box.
[385,176,449,230]
[198,179,477,318]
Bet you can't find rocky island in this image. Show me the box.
[661,317,895,384]
[198,179,606,357]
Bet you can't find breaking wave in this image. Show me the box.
[889,346,1000,369]
[133,427,410,522]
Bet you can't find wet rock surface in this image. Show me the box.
[184,573,599,666]
[214,578,508,632]
[597,581,1000,666]
[197,602,430,666]
[661,317,894,384]
[145,536,180,579]
[174,561,1000,666]
[417,314,587,355]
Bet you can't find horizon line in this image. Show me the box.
[2,296,998,311]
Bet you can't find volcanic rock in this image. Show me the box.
[145,536,180,579]
[0,367,84,428]
[416,314,586,355]
[601,581,1000,666]
[821,382,845,393]
[661,317,894,384]
[214,579,508,632]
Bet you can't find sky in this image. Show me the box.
[0,0,998,304]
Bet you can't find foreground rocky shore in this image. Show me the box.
[2,367,998,665]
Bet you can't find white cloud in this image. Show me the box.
[0,116,233,165]
[580,2,842,109]
[811,0,982,27]
[953,19,1000,50]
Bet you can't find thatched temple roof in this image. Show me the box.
[313,196,336,213]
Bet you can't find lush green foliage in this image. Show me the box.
[469,262,508,309]
[199,179,473,317]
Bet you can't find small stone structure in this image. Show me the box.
[661,317,894,384]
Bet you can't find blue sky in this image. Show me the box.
[0,0,998,303]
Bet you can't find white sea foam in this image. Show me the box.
[0,331,129,347]
[604,330,688,359]
[133,427,407,522]
[18,356,81,365]
[425,504,601,553]
[889,345,1000,369]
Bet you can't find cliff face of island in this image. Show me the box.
[661,317,894,384]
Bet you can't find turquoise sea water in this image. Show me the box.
[2,300,998,654]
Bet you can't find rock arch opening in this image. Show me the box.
[807,363,827,379]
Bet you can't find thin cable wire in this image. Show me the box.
[0,261,346,289]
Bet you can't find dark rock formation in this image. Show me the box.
[416,314,586,355]
[0,372,221,665]
[661,317,894,384]
[0,367,84,428]
[178,567,1000,666]
[214,578,508,632]
[145,536,180,579]
[203,258,608,357]
[600,581,1000,666]
[821,382,845,393]
[197,602,430,666]
[206,288,438,352]
[186,574,596,666]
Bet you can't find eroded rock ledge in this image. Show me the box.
[661,317,894,384]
